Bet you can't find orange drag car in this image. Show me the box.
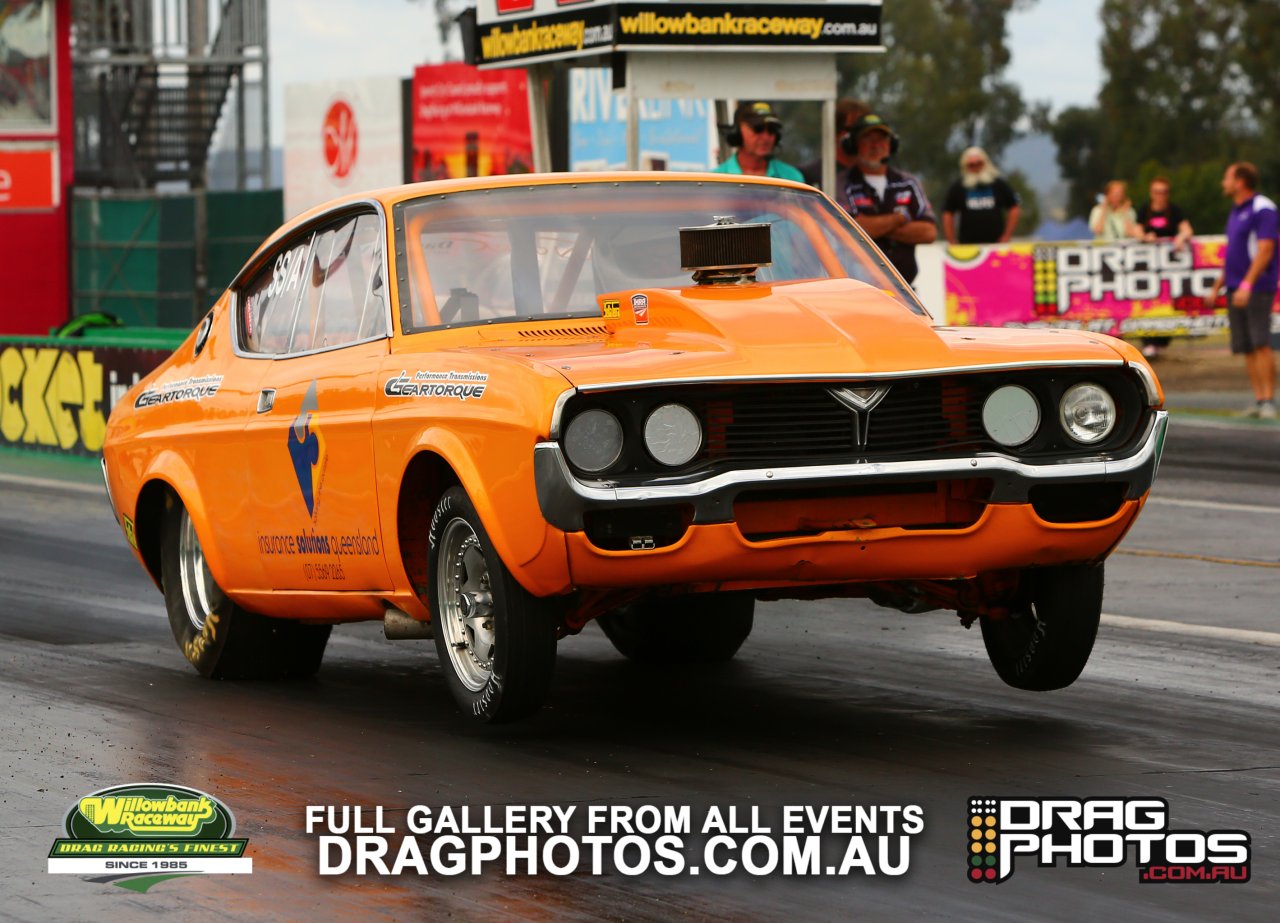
[102,173,1167,722]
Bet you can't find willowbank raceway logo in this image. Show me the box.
[967,797,1250,884]
[48,784,252,892]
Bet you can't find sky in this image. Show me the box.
[263,0,1106,147]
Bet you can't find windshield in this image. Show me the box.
[394,180,920,332]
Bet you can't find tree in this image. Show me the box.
[1053,0,1280,225]
[781,0,1035,208]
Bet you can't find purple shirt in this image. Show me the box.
[1224,194,1279,291]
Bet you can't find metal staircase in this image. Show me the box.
[72,0,268,189]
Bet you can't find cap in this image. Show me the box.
[734,101,783,129]
[851,113,897,142]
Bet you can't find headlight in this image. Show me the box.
[1060,383,1116,443]
[643,403,702,466]
[981,385,1040,447]
[564,409,624,472]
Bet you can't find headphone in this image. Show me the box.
[842,114,900,158]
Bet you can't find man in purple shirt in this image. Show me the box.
[1206,162,1277,418]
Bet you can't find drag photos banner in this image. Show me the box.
[943,237,1280,339]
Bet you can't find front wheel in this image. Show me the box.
[979,563,1104,691]
[597,593,755,663]
[428,486,560,722]
[160,493,330,679]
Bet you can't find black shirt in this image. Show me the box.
[838,166,937,283]
[1135,202,1187,238]
[942,177,1020,244]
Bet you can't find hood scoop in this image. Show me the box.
[680,216,772,285]
[517,323,610,339]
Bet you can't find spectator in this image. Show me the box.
[1089,181,1137,241]
[800,98,871,188]
[1132,177,1194,358]
[712,101,805,182]
[837,113,937,285]
[1205,162,1277,419]
[1132,176,1193,249]
[941,146,1021,245]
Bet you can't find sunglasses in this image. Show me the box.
[964,160,985,169]
[746,120,780,135]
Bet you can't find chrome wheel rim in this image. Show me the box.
[178,511,215,632]
[437,517,495,692]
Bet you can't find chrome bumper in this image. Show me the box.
[535,410,1168,532]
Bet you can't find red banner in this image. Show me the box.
[410,63,532,181]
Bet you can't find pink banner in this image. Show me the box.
[943,239,1280,338]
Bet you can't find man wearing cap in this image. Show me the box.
[713,101,805,182]
[800,97,871,189]
[837,113,937,285]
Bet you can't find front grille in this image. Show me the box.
[562,368,1148,480]
[704,379,984,463]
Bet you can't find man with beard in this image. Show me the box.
[837,113,937,285]
[942,146,1021,245]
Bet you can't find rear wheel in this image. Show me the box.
[428,487,560,722]
[597,593,755,663]
[979,563,1103,691]
[160,493,330,679]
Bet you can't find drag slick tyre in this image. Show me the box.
[979,563,1103,691]
[160,493,330,679]
[428,487,560,722]
[597,593,755,663]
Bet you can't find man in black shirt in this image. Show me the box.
[942,147,1020,245]
[837,114,937,285]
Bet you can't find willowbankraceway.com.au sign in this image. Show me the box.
[48,784,251,892]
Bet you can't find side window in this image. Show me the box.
[240,234,313,354]
[292,212,386,352]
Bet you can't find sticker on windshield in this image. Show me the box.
[631,293,649,325]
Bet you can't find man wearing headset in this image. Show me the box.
[838,113,937,285]
[712,101,805,182]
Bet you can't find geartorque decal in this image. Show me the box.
[967,797,1251,884]
[133,374,223,409]
[384,370,489,401]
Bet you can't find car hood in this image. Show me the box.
[474,278,1131,388]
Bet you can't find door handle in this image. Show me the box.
[257,389,276,413]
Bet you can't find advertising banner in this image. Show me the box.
[410,63,532,180]
[0,140,56,209]
[943,238,1280,339]
[470,1,883,67]
[0,339,170,457]
[283,76,404,219]
[569,67,715,171]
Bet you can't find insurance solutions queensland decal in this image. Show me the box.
[48,783,251,891]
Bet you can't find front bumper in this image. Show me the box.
[535,410,1168,532]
